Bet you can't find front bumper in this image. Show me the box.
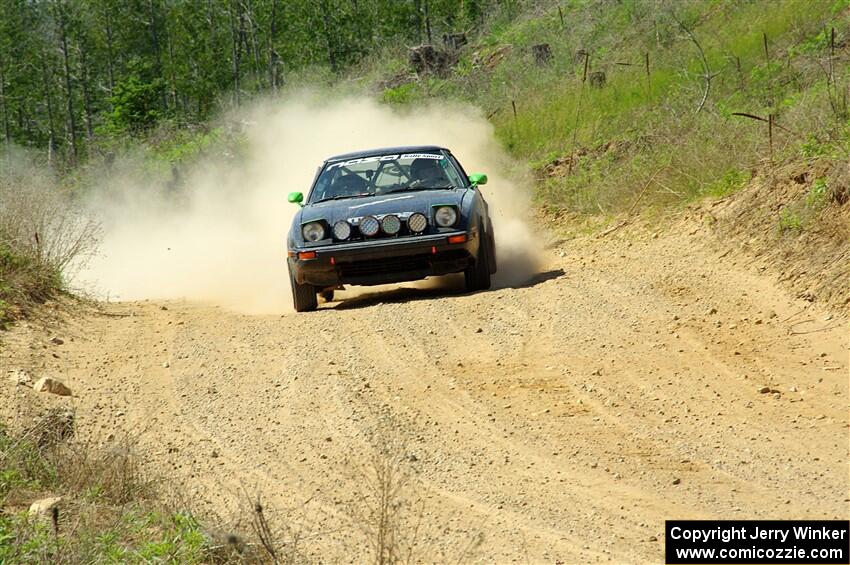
[288,231,479,287]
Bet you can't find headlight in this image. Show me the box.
[359,215,380,236]
[302,221,325,242]
[407,213,427,233]
[381,215,401,235]
[333,220,351,240]
[434,206,458,227]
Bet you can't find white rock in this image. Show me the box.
[33,377,72,397]
[29,496,62,515]
[10,369,33,386]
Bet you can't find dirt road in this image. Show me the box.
[2,226,848,562]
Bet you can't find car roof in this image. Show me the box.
[325,145,449,163]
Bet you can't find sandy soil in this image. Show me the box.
[2,225,847,563]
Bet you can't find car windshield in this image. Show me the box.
[309,151,466,203]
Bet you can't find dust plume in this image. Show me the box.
[83,94,541,313]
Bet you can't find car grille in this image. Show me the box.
[338,254,432,278]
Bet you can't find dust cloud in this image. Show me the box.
[84,94,541,313]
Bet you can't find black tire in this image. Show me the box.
[487,229,498,274]
[465,231,492,292]
[320,289,334,302]
[289,269,318,312]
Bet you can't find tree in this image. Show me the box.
[105,61,165,133]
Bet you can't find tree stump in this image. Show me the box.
[409,44,453,75]
[531,43,552,65]
[575,48,589,64]
[409,45,439,74]
[589,71,606,88]
[443,32,467,50]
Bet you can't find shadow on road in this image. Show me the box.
[327,268,566,311]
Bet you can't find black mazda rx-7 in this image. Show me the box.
[285,145,497,312]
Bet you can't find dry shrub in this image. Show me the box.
[0,149,100,322]
[0,411,196,564]
[199,490,318,564]
[344,437,483,565]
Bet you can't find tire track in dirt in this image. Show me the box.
[1,226,847,562]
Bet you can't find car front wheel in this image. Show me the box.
[289,268,318,312]
[465,231,492,292]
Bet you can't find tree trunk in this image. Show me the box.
[413,0,423,44]
[320,0,337,72]
[229,0,242,106]
[244,0,261,88]
[40,58,57,166]
[0,58,10,151]
[147,0,167,109]
[57,5,78,163]
[424,0,432,44]
[164,16,179,111]
[268,0,280,90]
[104,7,115,93]
[78,42,95,139]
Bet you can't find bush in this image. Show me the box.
[104,61,167,135]
[0,152,99,326]
[0,415,213,564]
[779,208,803,233]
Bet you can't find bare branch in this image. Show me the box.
[673,13,716,114]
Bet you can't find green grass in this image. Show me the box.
[363,0,849,215]
[805,178,830,209]
[0,421,213,564]
[0,244,63,328]
[703,169,752,198]
[779,208,804,232]
[775,176,833,234]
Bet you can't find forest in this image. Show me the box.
[0,0,503,167]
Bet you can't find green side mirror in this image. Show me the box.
[468,173,488,186]
[287,191,304,206]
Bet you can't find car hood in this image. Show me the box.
[300,189,467,224]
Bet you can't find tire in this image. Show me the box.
[289,269,318,312]
[320,289,334,302]
[465,231,492,292]
[487,229,498,274]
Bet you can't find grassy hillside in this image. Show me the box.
[367,0,849,214]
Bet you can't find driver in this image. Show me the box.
[409,158,449,188]
[332,173,368,198]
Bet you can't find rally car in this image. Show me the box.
[285,145,497,312]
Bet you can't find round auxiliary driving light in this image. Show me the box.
[434,206,458,227]
[359,216,380,236]
[407,213,427,234]
[333,220,351,240]
[381,214,401,235]
[302,221,325,242]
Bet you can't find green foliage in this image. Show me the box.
[105,64,167,134]
[387,0,849,214]
[0,0,520,165]
[704,169,751,198]
[382,82,419,105]
[0,424,54,499]
[151,127,224,164]
[775,177,828,235]
[792,28,832,56]
[137,513,207,562]
[778,208,803,232]
[0,422,212,564]
[0,241,64,327]
[0,299,8,329]
[805,178,829,210]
